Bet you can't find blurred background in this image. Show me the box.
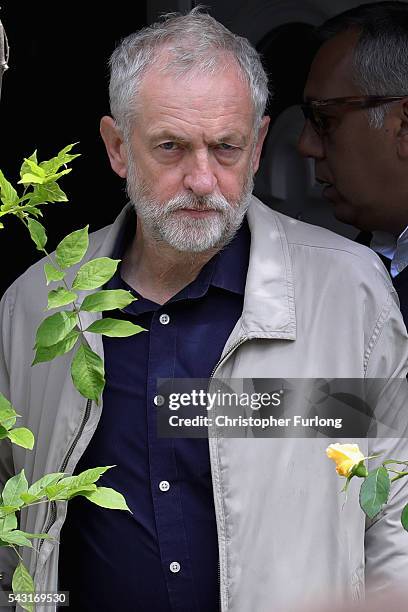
[1,0,406,294]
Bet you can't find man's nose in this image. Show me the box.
[297,121,325,160]
[183,152,217,196]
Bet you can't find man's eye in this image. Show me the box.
[159,142,178,151]
[217,143,235,151]
[215,143,241,157]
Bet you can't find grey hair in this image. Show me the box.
[108,7,269,139]
[317,2,408,128]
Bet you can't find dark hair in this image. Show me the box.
[317,2,408,127]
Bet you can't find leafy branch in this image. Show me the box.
[0,144,144,610]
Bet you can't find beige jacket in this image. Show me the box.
[1,197,408,611]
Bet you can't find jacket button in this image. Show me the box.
[170,562,181,573]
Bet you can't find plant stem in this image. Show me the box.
[10,544,23,563]
[390,471,408,482]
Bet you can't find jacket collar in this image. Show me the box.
[91,197,296,343]
[242,196,296,340]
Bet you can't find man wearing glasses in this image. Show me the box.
[298,1,408,324]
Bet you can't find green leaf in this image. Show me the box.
[19,151,38,180]
[0,506,20,518]
[0,169,18,209]
[44,263,65,285]
[0,394,17,419]
[27,218,47,251]
[360,466,390,519]
[1,417,17,431]
[0,512,17,532]
[2,470,28,508]
[0,425,9,439]
[71,344,105,402]
[82,486,131,511]
[18,493,38,505]
[402,503,408,532]
[12,562,35,612]
[61,466,114,489]
[30,181,68,204]
[20,159,45,180]
[43,467,114,501]
[55,226,89,269]
[46,287,78,310]
[43,484,60,500]
[44,168,72,184]
[39,143,80,175]
[7,428,34,450]
[34,310,78,348]
[18,173,45,185]
[22,472,65,503]
[72,258,120,290]
[4,513,17,531]
[1,530,32,548]
[86,318,145,338]
[46,483,97,501]
[80,289,136,312]
[19,205,42,218]
[32,329,80,365]
[64,487,97,500]
[0,394,18,430]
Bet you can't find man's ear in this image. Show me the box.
[100,116,128,178]
[396,100,408,160]
[252,115,270,174]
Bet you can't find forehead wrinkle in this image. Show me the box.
[144,93,250,115]
[142,99,252,138]
[138,62,253,112]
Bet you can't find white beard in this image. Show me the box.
[125,156,254,253]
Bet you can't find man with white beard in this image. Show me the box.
[1,8,408,612]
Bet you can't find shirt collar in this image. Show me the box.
[371,225,408,278]
[208,217,250,295]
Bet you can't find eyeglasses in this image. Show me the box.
[301,95,408,136]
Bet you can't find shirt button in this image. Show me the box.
[159,313,170,325]
[159,480,170,492]
[154,395,164,406]
[170,561,181,573]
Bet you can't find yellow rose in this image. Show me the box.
[326,443,366,477]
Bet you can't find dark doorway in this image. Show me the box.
[0,4,147,295]
[257,22,319,123]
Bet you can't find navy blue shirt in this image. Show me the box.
[58,211,250,611]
